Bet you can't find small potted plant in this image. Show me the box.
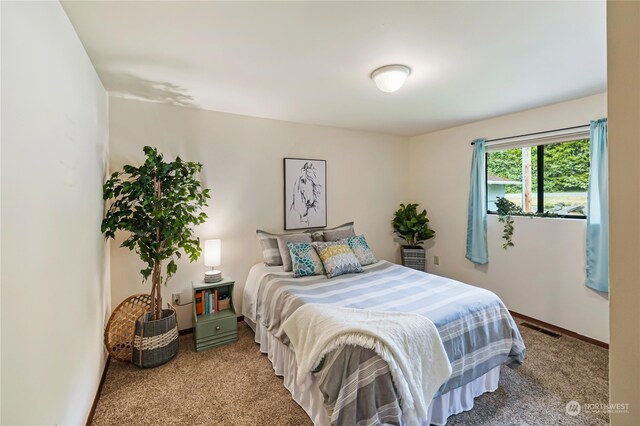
[102,146,210,367]
[392,203,435,271]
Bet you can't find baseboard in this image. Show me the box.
[509,310,608,349]
[86,355,111,426]
[178,315,245,336]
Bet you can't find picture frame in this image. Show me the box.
[284,158,327,230]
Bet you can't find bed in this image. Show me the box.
[242,260,525,426]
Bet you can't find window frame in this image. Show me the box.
[485,140,588,220]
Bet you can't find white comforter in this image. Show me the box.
[283,303,453,424]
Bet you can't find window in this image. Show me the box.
[486,138,589,218]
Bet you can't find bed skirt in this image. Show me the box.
[245,318,500,426]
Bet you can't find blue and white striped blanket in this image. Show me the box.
[255,261,525,425]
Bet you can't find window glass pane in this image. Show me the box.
[543,139,589,216]
[487,147,538,213]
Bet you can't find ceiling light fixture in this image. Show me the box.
[370,64,412,93]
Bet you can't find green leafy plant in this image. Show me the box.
[495,197,519,249]
[392,203,435,247]
[495,196,558,250]
[101,147,210,320]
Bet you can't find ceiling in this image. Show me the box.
[62,1,606,137]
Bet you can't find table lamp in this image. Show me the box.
[204,239,222,283]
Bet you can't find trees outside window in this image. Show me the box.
[486,139,589,218]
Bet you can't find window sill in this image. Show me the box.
[487,211,586,221]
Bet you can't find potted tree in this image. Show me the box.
[102,146,210,367]
[392,203,435,271]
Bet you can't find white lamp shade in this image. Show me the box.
[371,65,411,93]
[204,239,221,267]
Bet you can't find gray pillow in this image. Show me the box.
[277,233,312,272]
[310,231,325,242]
[256,230,284,266]
[311,221,355,242]
[324,227,356,242]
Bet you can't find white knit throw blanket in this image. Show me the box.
[282,304,453,424]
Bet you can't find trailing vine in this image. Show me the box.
[495,197,519,249]
[494,197,557,250]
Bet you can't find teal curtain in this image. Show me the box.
[466,138,488,264]
[586,119,608,292]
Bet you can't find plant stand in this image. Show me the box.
[132,308,179,368]
[401,246,426,271]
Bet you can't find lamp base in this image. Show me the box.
[204,270,222,283]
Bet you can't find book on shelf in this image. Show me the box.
[195,291,203,315]
[197,286,234,315]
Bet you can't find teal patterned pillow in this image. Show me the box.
[342,235,377,266]
[312,241,363,278]
[288,242,325,278]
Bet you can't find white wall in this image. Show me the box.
[108,97,409,329]
[409,93,609,343]
[1,2,109,424]
[608,1,640,423]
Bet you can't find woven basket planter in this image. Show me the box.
[104,294,152,362]
[132,308,179,368]
[401,246,426,271]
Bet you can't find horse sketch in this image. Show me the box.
[288,162,323,226]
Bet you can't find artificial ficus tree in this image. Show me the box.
[102,147,210,320]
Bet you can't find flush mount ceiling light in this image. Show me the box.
[370,64,412,93]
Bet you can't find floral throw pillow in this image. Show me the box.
[342,235,377,266]
[312,241,363,278]
[288,242,325,278]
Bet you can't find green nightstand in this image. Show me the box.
[192,278,238,352]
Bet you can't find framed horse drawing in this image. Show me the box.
[284,158,327,230]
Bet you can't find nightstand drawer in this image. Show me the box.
[195,316,236,340]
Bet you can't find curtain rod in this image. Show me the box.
[470,124,590,145]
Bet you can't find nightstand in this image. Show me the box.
[192,278,238,352]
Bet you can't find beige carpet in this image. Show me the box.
[92,320,608,425]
